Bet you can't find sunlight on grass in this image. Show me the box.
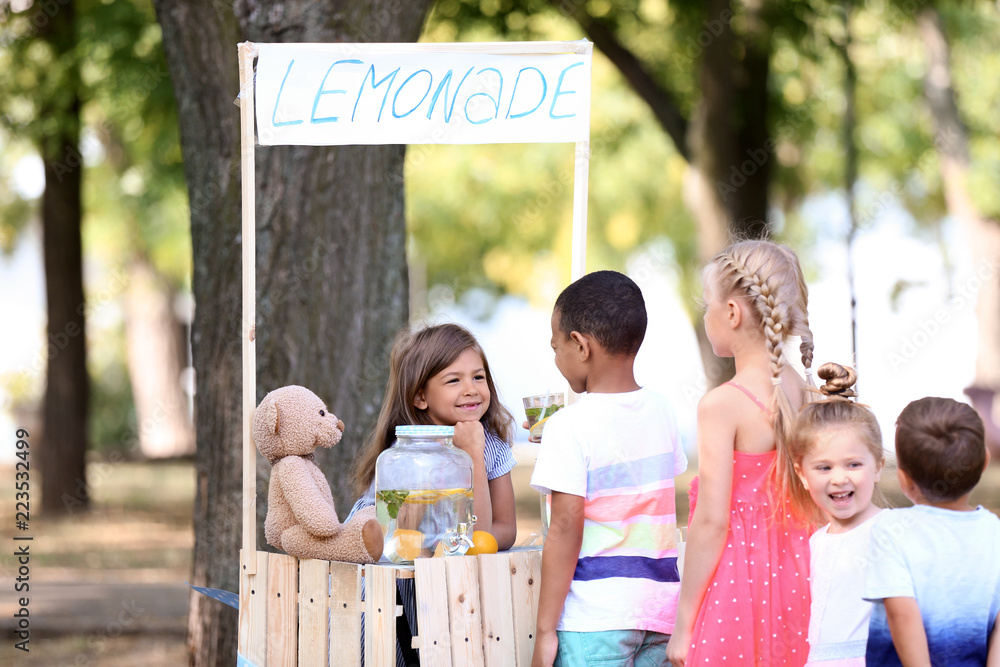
[0,460,195,574]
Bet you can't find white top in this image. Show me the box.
[530,388,687,634]
[806,510,881,661]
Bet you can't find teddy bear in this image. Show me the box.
[253,385,383,564]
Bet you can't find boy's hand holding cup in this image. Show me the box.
[522,392,565,444]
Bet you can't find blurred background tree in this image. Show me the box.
[1,0,193,514]
[2,0,89,515]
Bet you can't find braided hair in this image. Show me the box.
[708,239,816,523]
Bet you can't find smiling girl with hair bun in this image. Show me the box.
[790,362,887,666]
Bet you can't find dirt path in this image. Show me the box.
[2,575,191,665]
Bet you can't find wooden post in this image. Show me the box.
[571,139,590,283]
[510,550,542,665]
[237,42,262,665]
[238,40,260,576]
[445,557,484,665]
[414,558,453,665]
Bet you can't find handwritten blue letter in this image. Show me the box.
[549,61,584,120]
[272,60,304,127]
[311,59,363,124]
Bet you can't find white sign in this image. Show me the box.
[254,42,592,146]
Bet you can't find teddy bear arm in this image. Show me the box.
[264,483,297,549]
[273,457,341,537]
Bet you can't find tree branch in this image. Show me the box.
[561,8,691,161]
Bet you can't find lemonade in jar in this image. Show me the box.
[374,425,475,564]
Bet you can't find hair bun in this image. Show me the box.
[816,362,857,400]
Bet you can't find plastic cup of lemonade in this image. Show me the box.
[522,393,564,444]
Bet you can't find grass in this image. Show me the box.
[0,459,195,573]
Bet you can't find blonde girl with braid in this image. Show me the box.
[667,240,816,667]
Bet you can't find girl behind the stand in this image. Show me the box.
[667,239,816,667]
[791,363,886,667]
[350,322,517,546]
[347,322,517,666]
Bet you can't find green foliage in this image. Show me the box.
[77,0,190,287]
[0,135,36,254]
[418,0,1000,315]
[411,3,699,309]
[405,44,696,308]
[88,322,138,453]
[0,0,189,442]
[943,0,1000,220]
[0,0,188,281]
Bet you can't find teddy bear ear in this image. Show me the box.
[259,395,280,435]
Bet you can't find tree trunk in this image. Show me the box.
[918,7,1000,457]
[124,256,195,458]
[152,1,434,663]
[682,0,772,386]
[36,0,89,516]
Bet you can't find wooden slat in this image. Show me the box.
[414,558,452,666]
[329,562,362,667]
[445,557,484,666]
[298,559,330,667]
[478,553,515,667]
[509,550,542,666]
[240,550,270,665]
[364,564,398,667]
[267,553,299,667]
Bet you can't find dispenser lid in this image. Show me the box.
[395,424,455,437]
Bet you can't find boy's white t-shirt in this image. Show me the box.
[806,510,881,661]
[530,388,687,634]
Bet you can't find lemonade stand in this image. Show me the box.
[236,39,593,666]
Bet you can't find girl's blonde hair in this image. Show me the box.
[789,363,887,524]
[352,323,515,495]
[707,239,815,523]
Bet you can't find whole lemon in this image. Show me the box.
[466,530,499,556]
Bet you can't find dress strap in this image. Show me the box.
[723,381,772,416]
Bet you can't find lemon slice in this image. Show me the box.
[388,529,425,562]
[529,415,551,441]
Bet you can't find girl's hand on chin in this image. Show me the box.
[453,420,486,459]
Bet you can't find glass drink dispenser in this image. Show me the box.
[374,425,475,564]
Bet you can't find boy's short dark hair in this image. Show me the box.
[895,396,986,502]
[554,270,646,356]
